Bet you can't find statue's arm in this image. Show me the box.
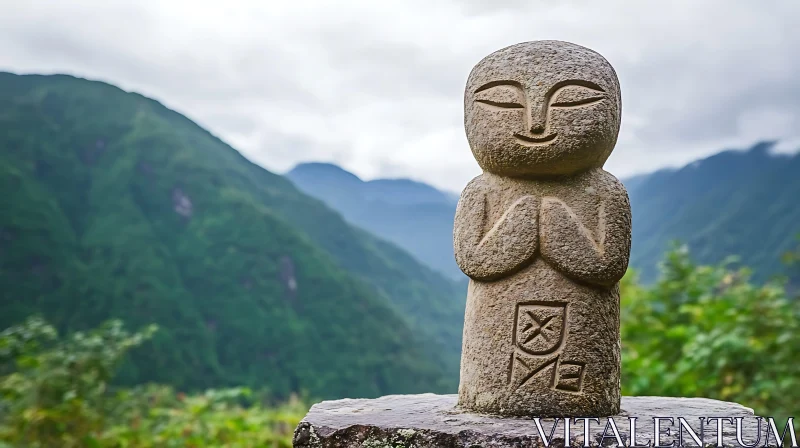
[453,180,538,281]
[539,184,631,287]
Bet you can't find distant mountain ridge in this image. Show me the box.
[287,163,461,278]
[288,163,457,206]
[288,142,800,283]
[628,141,800,282]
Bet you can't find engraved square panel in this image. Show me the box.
[513,303,566,356]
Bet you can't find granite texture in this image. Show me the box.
[454,40,631,416]
[294,394,773,448]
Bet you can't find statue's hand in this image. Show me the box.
[540,196,630,287]
[454,185,538,281]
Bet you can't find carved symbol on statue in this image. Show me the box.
[555,361,585,392]
[510,354,586,393]
[513,303,566,356]
[509,354,557,391]
[509,302,585,393]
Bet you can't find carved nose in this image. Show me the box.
[528,104,547,135]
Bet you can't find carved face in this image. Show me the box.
[465,41,622,177]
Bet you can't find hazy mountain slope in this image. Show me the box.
[287,163,460,278]
[0,72,463,398]
[289,143,800,285]
[626,141,800,282]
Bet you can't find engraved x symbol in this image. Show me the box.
[521,311,554,344]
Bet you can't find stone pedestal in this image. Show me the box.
[294,394,773,447]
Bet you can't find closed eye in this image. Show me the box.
[475,99,524,109]
[548,81,607,109]
[551,96,604,107]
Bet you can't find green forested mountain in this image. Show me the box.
[628,142,800,282]
[0,72,465,399]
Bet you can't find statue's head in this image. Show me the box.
[465,40,621,177]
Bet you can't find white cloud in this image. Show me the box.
[1,0,798,191]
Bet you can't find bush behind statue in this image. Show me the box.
[621,241,800,419]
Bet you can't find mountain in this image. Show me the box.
[627,141,800,282]
[0,72,465,399]
[288,143,800,285]
[286,163,461,278]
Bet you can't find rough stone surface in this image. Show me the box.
[454,40,631,416]
[294,394,773,448]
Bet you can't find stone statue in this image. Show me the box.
[295,40,765,448]
[454,40,631,417]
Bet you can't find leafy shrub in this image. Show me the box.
[0,318,304,447]
[621,243,800,419]
[101,386,304,447]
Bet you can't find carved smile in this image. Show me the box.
[514,132,557,145]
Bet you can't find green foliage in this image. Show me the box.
[621,243,800,418]
[781,234,800,290]
[0,72,461,398]
[100,386,304,447]
[0,317,156,446]
[0,318,304,447]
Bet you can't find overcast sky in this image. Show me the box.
[2,0,798,191]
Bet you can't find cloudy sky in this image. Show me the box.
[2,0,798,191]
